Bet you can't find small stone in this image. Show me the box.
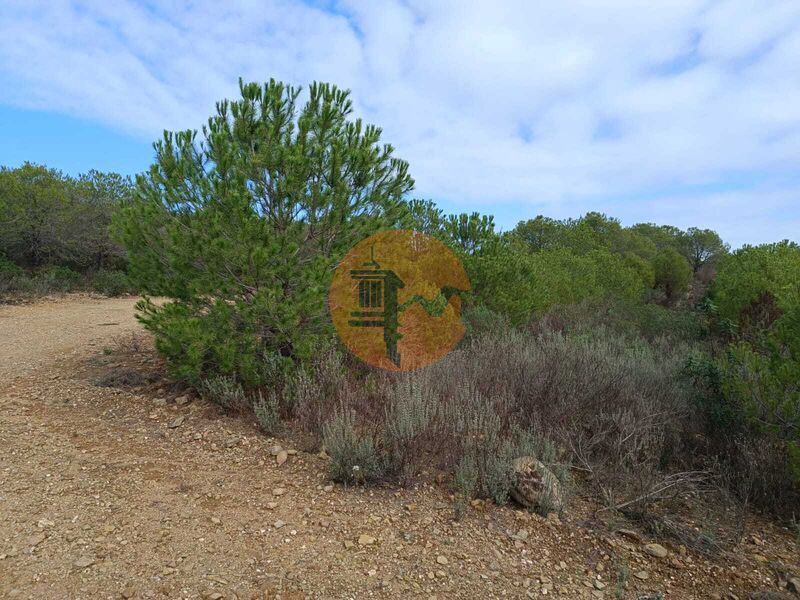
[323,484,334,493]
[286,449,297,455]
[37,518,55,529]
[276,450,288,466]
[120,587,136,599]
[344,540,355,549]
[273,520,285,529]
[634,570,649,580]
[616,529,642,543]
[272,488,286,496]
[153,398,167,407]
[73,556,96,569]
[787,577,800,594]
[643,543,668,558]
[270,445,283,456]
[175,395,191,406]
[224,437,239,448]
[204,594,224,600]
[266,502,278,510]
[167,416,185,429]
[358,534,376,546]
[593,580,606,590]
[210,517,221,525]
[27,533,46,547]
[436,555,448,565]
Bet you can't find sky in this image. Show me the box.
[1,1,799,248]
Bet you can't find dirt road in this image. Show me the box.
[0,296,796,599]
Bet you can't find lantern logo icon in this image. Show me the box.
[330,229,470,371]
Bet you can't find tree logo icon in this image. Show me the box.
[329,230,470,371]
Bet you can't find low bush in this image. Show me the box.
[253,391,282,435]
[36,265,82,292]
[323,407,385,485]
[199,375,250,412]
[92,269,134,296]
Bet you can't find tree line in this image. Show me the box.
[0,163,134,296]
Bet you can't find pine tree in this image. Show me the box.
[114,79,413,384]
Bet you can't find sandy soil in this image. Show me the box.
[0,295,798,600]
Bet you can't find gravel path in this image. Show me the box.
[0,296,797,599]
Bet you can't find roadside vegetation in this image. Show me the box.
[0,164,136,300]
[3,78,798,535]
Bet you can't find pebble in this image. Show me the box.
[358,534,376,546]
[644,543,668,558]
[634,570,649,580]
[272,488,286,496]
[167,416,185,429]
[276,450,288,466]
[73,556,96,569]
[436,555,448,565]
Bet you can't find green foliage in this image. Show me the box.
[712,241,800,344]
[442,212,496,256]
[717,343,800,440]
[0,255,22,277]
[199,375,249,411]
[323,408,384,484]
[36,265,82,292]
[682,227,728,272]
[383,374,438,482]
[0,163,131,271]
[92,269,133,296]
[653,247,693,301]
[253,391,282,435]
[115,79,412,383]
[467,238,647,325]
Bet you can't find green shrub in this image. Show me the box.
[199,375,249,412]
[323,408,384,484]
[653,247,693,301]
[383,373,439,483]
[114,79,412,385]
[0,255,22,278]
[453,454,478,519]
[253,391,282,435]
[35,265,82,292]
[93,269,133,296]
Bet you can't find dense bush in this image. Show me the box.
[115,79,412,385]
[302,323,691,514]
[92,269,134,296]
[0,164,130,271]
[688,241,800,517]
[0,164,134,300]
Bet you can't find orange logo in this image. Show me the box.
[329,230,470,371]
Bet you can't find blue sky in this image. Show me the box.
[1,0,799,247]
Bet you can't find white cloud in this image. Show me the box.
[1,0,799,246]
